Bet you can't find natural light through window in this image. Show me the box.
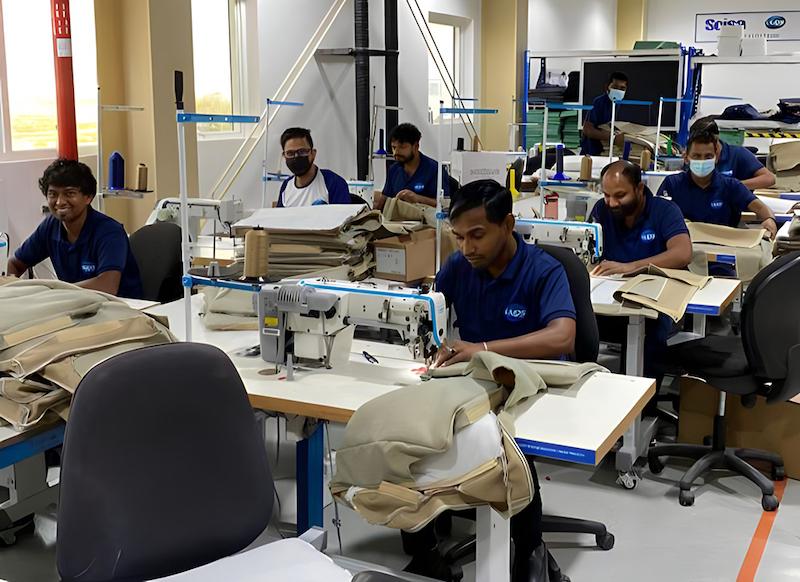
[2,0,97,151]
[191,0,234,134]
[427,21,458,124]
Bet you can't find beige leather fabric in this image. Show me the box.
[613,266,710,322]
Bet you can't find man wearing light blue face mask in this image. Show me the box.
[580,71,629,156]
[656,131,777,239]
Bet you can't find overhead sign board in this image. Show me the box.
[695,11,800,43]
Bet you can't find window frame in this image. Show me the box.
[427,14,465,125]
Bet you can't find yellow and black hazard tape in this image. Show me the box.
[744,131,800,138]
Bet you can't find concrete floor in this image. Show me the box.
[3,457,797,582]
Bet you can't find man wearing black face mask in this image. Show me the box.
[277,127,350,207]
[589,160,692,394]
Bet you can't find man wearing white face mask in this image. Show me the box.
[580,71,629,155]
[656,131,777,240]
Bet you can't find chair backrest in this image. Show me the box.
[129,222,183,302]
[57,342,273,581]
[537,244,599,363]
[741,250,800,401]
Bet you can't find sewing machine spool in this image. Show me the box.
[243,228,269,279]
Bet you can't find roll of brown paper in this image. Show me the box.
[579,155,593,181]
[243,228,269,279]
[640,150,652,172]
[136,163,148,191]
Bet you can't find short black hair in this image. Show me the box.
[280,127,313,150]
[690,116,720,136]
[389,123,422,145]
[38,159,97,198]
[600,159,642,187]
[686,130,718,152]
[608,71,628,85]
[449,179,512,224]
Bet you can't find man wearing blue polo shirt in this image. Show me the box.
[373,123,444,211]
[400,179,575,582]
[656,132,777,238]
[7,159,143,299]
[690,117,776,190]
[590,160,692,389]
[581,71,629,156]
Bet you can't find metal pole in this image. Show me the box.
[262,100,271,208]
[655,98,664,170]
[175,71,192,342]
[609,100,617,165]
[539,103,549,217]
[96,86,103,212]
[436,100,444,273]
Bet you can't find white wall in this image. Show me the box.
[198,0,481,210]
[647,1,800,116]
[527,0,616,84]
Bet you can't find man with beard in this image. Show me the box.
[276,127,350,207]
[373,123,447,211]
[7,159,143,299]
[590,160,691,390]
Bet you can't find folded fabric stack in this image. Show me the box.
[598,121,672,162]
[0,279,176,431]
[687,221,772,283]
[233,206,387,280]
[776,214,800,256]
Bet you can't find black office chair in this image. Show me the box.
[443,244,612,571]
[129,221,183,303]
[649,251,800,510]
[57,343,275,581]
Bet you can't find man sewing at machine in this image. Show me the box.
[373,123,447,211]
[656,130,777,240]
[590,160,692,394]
[690,116,776,191]
[400,179,576,582]
[580,71,629,156]
[6,159,143,299]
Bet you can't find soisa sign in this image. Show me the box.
[695,11,800,43]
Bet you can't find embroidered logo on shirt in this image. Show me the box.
[505,304,527,322]
[81,262,96,274]
[413,182,424,192]
[640,229,656,242]
[710,199,724,209]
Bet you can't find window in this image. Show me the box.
[427,21,460,124]
[0,0,97,154]
[191,0,246,135]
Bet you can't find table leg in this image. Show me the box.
[296,422,324,534]
[476,505,510,582]
[692,313,707,338]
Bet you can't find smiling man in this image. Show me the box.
[399,179,575,582]
[6,159,143,298]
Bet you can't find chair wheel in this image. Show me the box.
[679,490,695,507]
[596,532,615,551]
[648,455,664,475]
[772,466,786,481]
[762,495,779,512]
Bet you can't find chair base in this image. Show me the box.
[648,444,783,511]
[541,515,614,551]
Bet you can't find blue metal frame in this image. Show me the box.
[177,113,260,124]
[522,49,531,149]
[439,107,498,115]
[0,424,65,470]
[296,423,325,533]
[182,275,262,292]
[516,438,595,465]
[267,99,304,107]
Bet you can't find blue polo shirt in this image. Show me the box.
[383,152,446,199]
[435,232,575,345]
[15,206,143,299]
[656,171,756,227]
[590,187,689,264]
[717,141,764,183]
[581,94,613,156]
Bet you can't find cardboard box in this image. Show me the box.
[373,228,436,283]
[678,377,800,479]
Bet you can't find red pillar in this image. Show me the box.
[50,0,78,160]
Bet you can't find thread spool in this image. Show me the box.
[243,228,269,279]
[136,163,148,191]
[108,151,125,190]
[622,141,632,161]
[456,137,465,151]
[579,155,593,181]
[640,150,652,171]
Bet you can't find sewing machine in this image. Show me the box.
[254,278,447,368]
[146,198,244,240]
[515,218,603,266]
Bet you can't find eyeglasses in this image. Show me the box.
[282,148,312,159]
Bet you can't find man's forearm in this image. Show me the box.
[630,248,690,271]
[741,169,776,191]
[485,319,575,360]
[7,257,27,277]
[418,196,437,207]
[75,272,121,295]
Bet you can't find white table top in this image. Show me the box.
[590,275,741,317]
[147,298,655,465]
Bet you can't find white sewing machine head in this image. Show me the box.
[254,278,447,368]
[515,218,603,266]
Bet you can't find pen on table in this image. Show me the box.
[362,351,379,364]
